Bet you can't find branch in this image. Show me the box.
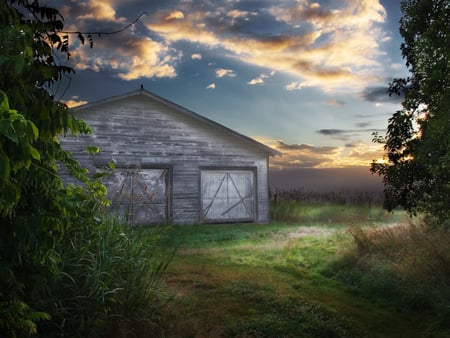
[61,12,148,36]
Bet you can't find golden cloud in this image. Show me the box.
[215,68,236,78]
[146,0,388,92]
[61,0,389,88]
[117,39,180,80]
[165,11,184,20]
[248,77,264,85]
[75,0,125,22]
[64,98,88,108]
[69,35,180,80]
[254,137,384,169]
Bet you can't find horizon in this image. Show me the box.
[269,166,383,192]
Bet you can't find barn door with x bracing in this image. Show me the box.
[104,168,170,225]
[201,169,256,222]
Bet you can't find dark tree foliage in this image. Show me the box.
[0,1,106,335]
[371,0,450,224]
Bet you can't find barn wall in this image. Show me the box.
[61,93,270,224]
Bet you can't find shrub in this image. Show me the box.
[37,216,173,338]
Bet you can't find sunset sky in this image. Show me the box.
[52,0,409,183]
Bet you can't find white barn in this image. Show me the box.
[62,88,280,225]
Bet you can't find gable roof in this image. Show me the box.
[72,87,281,156]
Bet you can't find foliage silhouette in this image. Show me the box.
[371,0,450,224]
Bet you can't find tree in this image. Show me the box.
[371,0,450,224]
[0,1,106,335]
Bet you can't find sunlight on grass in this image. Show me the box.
[159,210,432,338]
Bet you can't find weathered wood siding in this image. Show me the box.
[61,92,271,224]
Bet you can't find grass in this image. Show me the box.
[333,221,450,336]
[270,201,400,224]
[150,207,440,337]
[37,217,173,338]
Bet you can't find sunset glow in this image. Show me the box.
[55,0,407,179]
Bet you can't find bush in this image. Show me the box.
[37,216,173,338]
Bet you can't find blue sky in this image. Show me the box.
[54,0,409,172]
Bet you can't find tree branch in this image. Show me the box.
[61,12,148,36]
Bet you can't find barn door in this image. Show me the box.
[201,169,255,222]
[104,168,170,225]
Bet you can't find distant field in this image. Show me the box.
[152,209,441,338]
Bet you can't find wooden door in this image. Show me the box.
[201,170,255,222]
[105,168,169,225]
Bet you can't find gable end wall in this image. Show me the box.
[61,95,270,224]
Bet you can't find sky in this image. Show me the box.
[49,0,409,188]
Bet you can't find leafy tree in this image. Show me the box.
[371,0,450,224]
[0,1,106,335]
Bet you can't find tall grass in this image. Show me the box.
[37,217,173,338]
[331,221,450,336]
[270,201,395,224]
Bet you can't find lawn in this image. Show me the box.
[153,207,435,337]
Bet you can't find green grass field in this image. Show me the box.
[147,205,448,337]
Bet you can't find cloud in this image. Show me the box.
[326,99,345,106]
[248,77,264,85]
[165,11,184,20]
[144,0,390,92]
[227,9,256,19]
[355,122,372,128]
[65,98,88,108]
[215,68,236,78]
[247,72,272,85]
[360,86,404,103]
[60,1,392,91]
[317,129,347,136]
[255,137,384,169]
[115,39,182,80]
[390,63,404,70]
[285,81,312,91]
[255,138,340,169]
[206,83,216,89]
[57,4,183,81]
[191,53,202,60]
[75,0,126,22]
[316,127,385,142]
[276,141,337,154]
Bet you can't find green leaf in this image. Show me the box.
[86,145,100,154]
[0,91,10,112]
[28,145,41,160]
[29,121,39,140]
[15,56,25,74]
[0,152,11,180]
[108,161,116,170]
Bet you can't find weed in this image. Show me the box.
[37,217,173,338]
[332,220,450,335]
